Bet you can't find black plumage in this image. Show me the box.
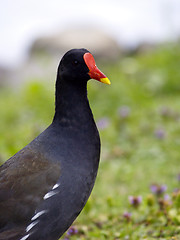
[0,48,110,240]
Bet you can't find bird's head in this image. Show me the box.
[58,48,111,85]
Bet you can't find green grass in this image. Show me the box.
[1,43,180,239]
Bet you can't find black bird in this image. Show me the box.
[0,48,110,240]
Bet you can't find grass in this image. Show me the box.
[1,42,180,239]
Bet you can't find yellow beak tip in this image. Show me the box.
[100,77,111,85]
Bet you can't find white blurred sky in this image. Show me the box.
[1,0,180,67]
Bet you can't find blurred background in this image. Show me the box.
[1,0,180,84]
[1,0,180,238]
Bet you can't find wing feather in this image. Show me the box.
[0,147,61,233]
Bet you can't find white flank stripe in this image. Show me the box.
[52,183,60,190]
[20,234,30,240]
[43,190,58,200]
[31,210,47,221]
[26,220,39,232]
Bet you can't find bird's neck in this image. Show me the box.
[53,78,93,126]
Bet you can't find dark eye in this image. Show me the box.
[72,60,79,66]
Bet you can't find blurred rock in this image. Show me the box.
[1,28,122,88]
[30,28,121,61]
[128,42,157,55]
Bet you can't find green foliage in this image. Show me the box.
[1,43,180,239]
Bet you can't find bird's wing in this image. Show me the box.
[0,147,61,233]
[0,227,25,240]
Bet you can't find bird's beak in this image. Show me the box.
[83,52,111,85]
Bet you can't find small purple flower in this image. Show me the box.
[164,194,170,201]
[164,194,172,205]
[150,184,167,195]
[154,128,166,139]
[128,196,142,208]
[158,194,172,210]
[159,106,172,117]
[118,106,131,119]
[96,117,110,130]
[177,174,180,182]
[172,188,180,198]
[159,106,179,119]
[66,226,78,236]
[123,212,132,221]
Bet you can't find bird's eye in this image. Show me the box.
[72,60,79,66]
